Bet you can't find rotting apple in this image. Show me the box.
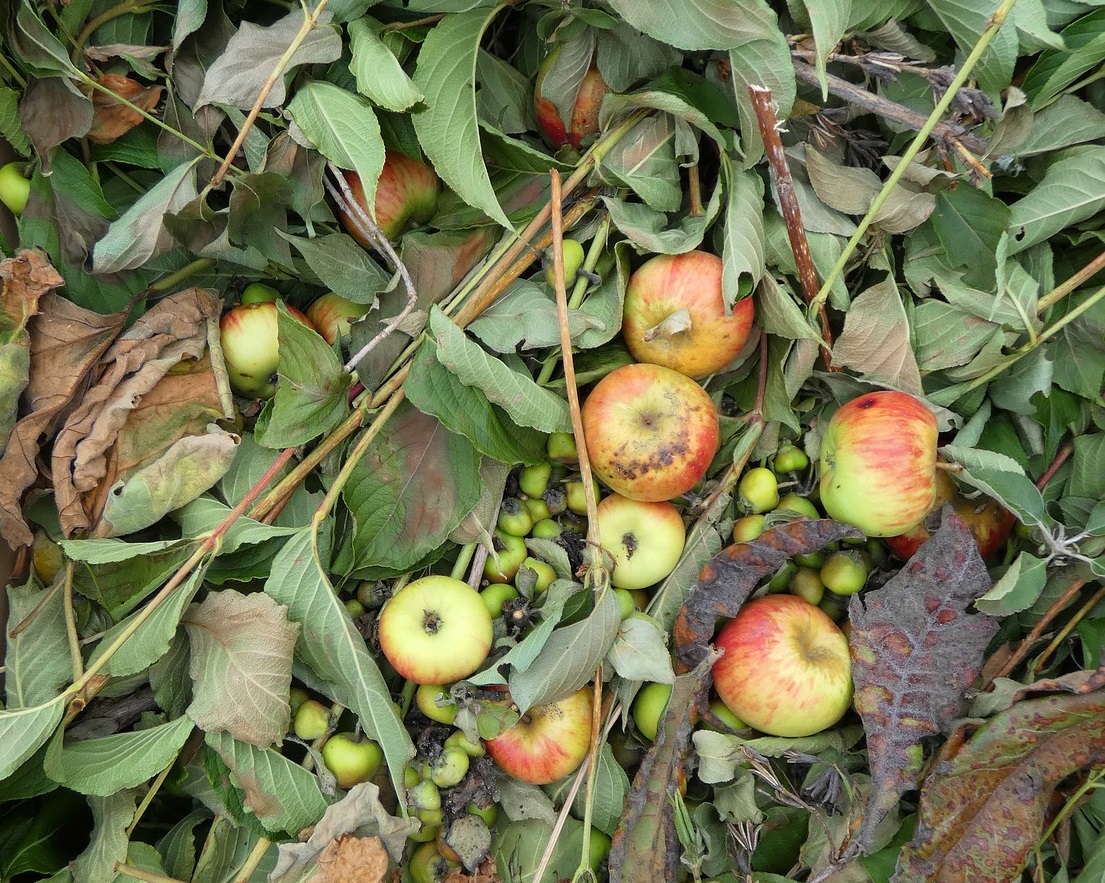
[321,733,383,788]
[582,362,720,503]
[819,391,938,537]
[0,161,30,216]
[485,686,593,785]
[621,251,756,379]
[377,575,493,685]
[337,150,440,244]
[534,46,609,150]
[712,594,852,738]
[219,300,315,399]
[595,493,686,590]
[306,291,373,345]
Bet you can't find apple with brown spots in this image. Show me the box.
[485,686,593,785]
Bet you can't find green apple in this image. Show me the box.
[595,493,686,590]
[776,493,820,520]
[819,550,871,596]
[531,518,562,539]
[565,477,601,515]
[497,497,533,537]
[239,282,280,304]
[614,587,636,619]
[377,575,493,685]
[518,557,555,593]
[546,238,586,289]
[467,799,498,826]
[444,728,486,758]
[484,530,529,583]
[772,443,809,474]
[480,582,520,618]
[524,495,552,523]
[288,685,310,715]
[546,431,578,463]
[219,301,316,399]
[408,840,458,883]
[519,461,553,498]
[0,161,30,216]
[738,467,780,514]
[788,566,825,606]
[321,733,382,787]
[415,684,458,725]
[732,514,766,543]
[344,598,366,618]
[408,779,442,812]
[632,681,673,742]
[429,745,470,788]
[293,699,330,740]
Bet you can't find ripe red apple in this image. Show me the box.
[886,470,1014,559]
[377,575,493,685]
[819,391,938,537]
[534,46,609,149]
[712,594,852,737]
[485,686,593,784]
[338,150,440,244]
[595,494,686,589]
[582,363,720,503]
[220,301,315,399]
[621,251,755,379]
[306,292,373,345]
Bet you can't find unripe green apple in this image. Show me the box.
[546,431,578,463]
[444,728,486,758]
[545,238,586,289]
[793,550,827,569]
[531,518,562,539]
[732,514,766,544]
[632,681,672,742]
[409,821,441,843]
[415,684,458,725]
[518,557,556,593]
[788,566,825,606]
[819,550,871,596]
[288,685,310,716]
[322,733,382,788]
[219,301,315,399]
[524,496,551,523]
[429,745,470,788]
[614,587,636,619]
[0,161,30,216]
[408,840,457,883]
[293,699,330,740]
[467,799,498,825]
[765,560,797,593]
[772,443,809,474]
[480,582,520,618]
[703,698,746,732]
[776,493,820,520]
[344,598,366,618]
[565,478,601,515]
[497,498,533,537]
[738,467,780,514]
[239,282,280,305]
[819,391,938,537]
[595,494,686,590]
[519,462,553,498]
[484,531,529,583]
[31,531,64,584]
[589,829,613,874]
[408,779,442,813]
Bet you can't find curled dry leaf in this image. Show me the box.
[845,509,997,858]
[312,834,389,883]
[896,685,1105,882]
[86,73,163,144]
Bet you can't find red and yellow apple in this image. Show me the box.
[338,150,440,244]
[534,46,609,150]
[220,300,315,399]
[377,575,493,685]
[818,391,938,537]
[306,292,373,345]
[595,494,685,589]
[582,363,720,503]
[485,686,593,784]
[622,251,755,379]
[712,594,852,737]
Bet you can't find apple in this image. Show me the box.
[444,728,485,758]
[415,684,458,725]
[480,582,519,618]
[377,575,493,685]
[485,686,593,785]
[534,47,609,149]
[409,841,458,883]
[484,530,529,583]
[293,698,330,740]
[519,461,552,498]
[518,557,556,594]
[219,300,315,399]
[337,150,440,244]
[582,363,720,503]
[429,745,470,788]
[0,161,30,216]
[531,518,562,539]
[632,681,672,742]
[712,594,852,737]
[344,598,366,618]
[546,238,586,288]
[732,514,766,544]
[321,733,383,787]
[775,493,820,520]
[524,495,552,522]
[737,467,780,514]
[595,493,686,590]
[614,587,636,619]
[288,685,310,715]
[787,566,824,606]
[819,391,938,537]
[772,442,809,474]
[497,498,534,537]
[819,550,871,596]
[305,292,372,345]
[621,251,756,379]
[885,469,1014,559]
[546,431,578,463]
[565,477,600,515]
[239,282,280,304]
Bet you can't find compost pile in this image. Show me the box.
[1,1,1104,882]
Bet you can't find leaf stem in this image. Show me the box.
[72,1,155,64]
[231,838,273,883]
[1037,249,1105,315]
[127,756,179,836]
[146,258,217,294]
[114,865,187,883]
[63,562,83,683]
[810,0,1019,313]
[1028,583,1105,676]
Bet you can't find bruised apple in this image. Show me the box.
[582,363,720,503]
[485,686,593,784]
[622,251,755,379]
[337,151,440,244]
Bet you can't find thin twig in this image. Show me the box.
[1037,249,1105,315]
[1030,584,1105,675]
[747,86,834,369]
[1036,440,1074,490]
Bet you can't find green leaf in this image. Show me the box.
[795,0,852,96]
[412,9,511,229]
[1071,432,1105,501]
[204,731,328,836]
[428,307,572,434]
[465,280,606,353]
[5,580,72,709]
[601,185,721,255]
[286,80,385,218]
[1022,9,1105,108]
[280,232,391,304]
[757,276,822,342]
[349,18,424,111]
[721,168,766,305]
[930,187,1011,290]
[940,445,1047,527]
[1007,147,1105,254]
[926,0,1019,94]
[1010,95,1105,158]
[263,529,414,795]
[43,716,193,796]
[607,613,676,683]
[509,588,621,713]
[573,743,629,837]
[60,537,187,565]
[175,497,300,556]
[254,303,351,449]
[403,338,548,466]
[975,552,1049,616]
[70,791,137,883]
[830,277,923,396]
[0,86,31,157]
[0,700,65,781]
[604,0,782,51]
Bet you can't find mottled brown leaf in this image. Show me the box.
[673,519,862,673]
[0,289,126,546]
[609,651,717,883]
[896,687,1105,882]
[87,74,162,144]
[19,78,93,171]
[846,510,997,857]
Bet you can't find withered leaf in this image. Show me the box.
[312,835,389,883]
[0,290,127,547]
[846,510,997,857]
[609,651,717,883]
[182,590,300,747]
[673,519,862,673]
[19,77,93,171]
[896,687,1105,882]
[86,74,162,144]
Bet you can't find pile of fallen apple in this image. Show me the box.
[209,144,1016,881]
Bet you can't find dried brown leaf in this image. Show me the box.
[673,519,862,673]
[443,855,501,883]
[0,288,126,546]
[19,77,93,171]
[846,510,997,857]
[87,74,162,144]
[311,835,389,883]
[896,686,1105,882]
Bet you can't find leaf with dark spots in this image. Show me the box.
[609,651,717,883]
[846,509,997,857]
[673,519,862,673]
[896,687,1105,883]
